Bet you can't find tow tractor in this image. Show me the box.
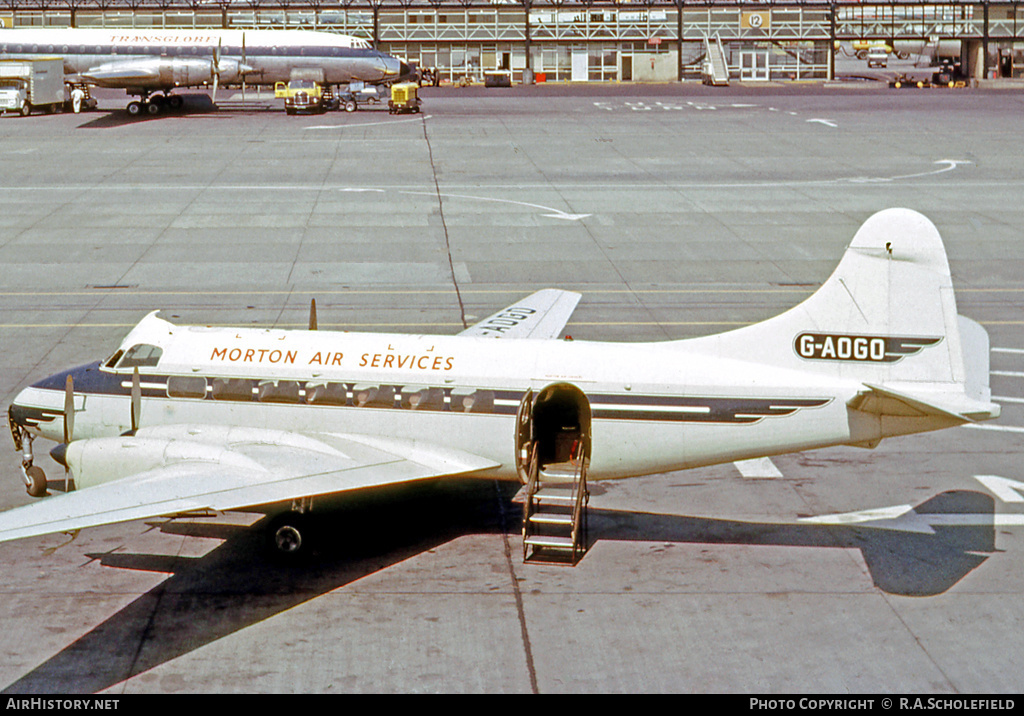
[388,82,421,114]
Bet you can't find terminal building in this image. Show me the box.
[1,0,1022,83]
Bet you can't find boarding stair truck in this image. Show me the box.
[0,57,66,116]
[701,35,730,86]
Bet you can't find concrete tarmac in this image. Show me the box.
[1,82,1024,693]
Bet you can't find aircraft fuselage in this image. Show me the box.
[7,314,960,484]
[0,28,409,91]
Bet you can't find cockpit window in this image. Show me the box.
[103,349,124,369]
[117,344,163,369]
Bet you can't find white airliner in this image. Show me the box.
[0,28,412,115]
[2,209,1001,560]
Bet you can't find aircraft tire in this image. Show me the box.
[127,101,143,117]
[146,102,160,116]
[168,95,184,110]
[344,99,357,113]
[267,512,312,561]
[25,466,47,497]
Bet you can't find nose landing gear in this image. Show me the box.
[10,420,47,498]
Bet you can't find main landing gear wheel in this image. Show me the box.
[267,512,313,561]
[25,466,47,498]
[127,101,143,117]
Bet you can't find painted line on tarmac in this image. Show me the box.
[304,114,432,130]
[963,423,1024,434]
[734,457,783,479]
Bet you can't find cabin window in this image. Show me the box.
[403,387,445,410]
[103,349,124,369]
[118,344,163,369]
[451,390,495,413]
[257,380,301,404]
[305,382,348,406]
[211,377,255,401]
[354,385,395,408]
[167,375,208,399]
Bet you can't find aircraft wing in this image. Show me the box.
[0,425,500,544]
[459,289,581,339]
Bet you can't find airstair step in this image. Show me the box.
[534,491,576,505]
[524,535,575,550]
[529,513,573,526]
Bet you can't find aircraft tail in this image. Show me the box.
[686,208,999,424]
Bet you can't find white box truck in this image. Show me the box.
[0,58,66,116]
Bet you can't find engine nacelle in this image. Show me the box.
[65,435,260,490]
[82,57,248,89]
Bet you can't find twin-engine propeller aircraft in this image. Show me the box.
[2,209,1001,561]
[0,28,412,115]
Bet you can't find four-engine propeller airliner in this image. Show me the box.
[0,28,413,115]
[2,209,1001,560]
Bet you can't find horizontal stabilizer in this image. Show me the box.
[460,289,581,339]
[848,383,998,423]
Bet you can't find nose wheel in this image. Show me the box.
[24,465,48,498]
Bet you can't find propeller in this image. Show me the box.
[309,298,318,331]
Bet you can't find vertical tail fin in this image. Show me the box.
[687,208,999,422]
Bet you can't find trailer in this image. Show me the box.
[0,58,66,116]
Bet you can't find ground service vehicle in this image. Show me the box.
[867,48,889,68]
[0,57,65,116]
[336,81,389,112]
[388,82,421,114]
[275,75,331,115]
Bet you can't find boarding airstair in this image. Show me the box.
[702,34,730,86]
[522,442,589,565]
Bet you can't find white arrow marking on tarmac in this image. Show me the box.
[798,506,1024,534]
[400,190,590,221]
[332,188,589,221]
[849,160,971,184]
[806,118,837,127]
[975,475,1024,503]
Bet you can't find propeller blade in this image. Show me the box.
[63,375,74,445]
[63,375,74,492]
[131,367,141,433]
[309,298,318,331]
[211,37,222,105]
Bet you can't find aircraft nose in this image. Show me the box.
[380,54,402,78]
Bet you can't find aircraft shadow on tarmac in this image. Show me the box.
[1,485,996,694]
[76,95,251,128]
